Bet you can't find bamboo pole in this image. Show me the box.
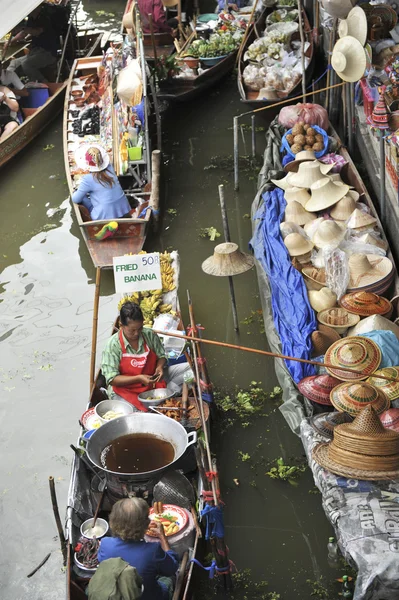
[90,267,101,391]
[148,14,158,63]
[149,149,161,226]
[296,0,306,101]
[233,116,239,190]
[187,290,213,400]
[153,329,399,383]
[236,0,258,66]
[48,476,67,566]
[218,184,239,331]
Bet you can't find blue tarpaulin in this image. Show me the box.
[250,187,316,383]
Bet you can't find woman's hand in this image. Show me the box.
[139,374,153,386]
[150,521,171,551]
[152,364,164,383]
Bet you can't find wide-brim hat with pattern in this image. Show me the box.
[317,307,360,334]
[367,88,390,130]
[75,142,110,172]
[367,367,399,402]
[339,291,392,317]
[379,408,399,432]
[310,411,353,440]
[313,405,399,479]
[298,374,341,405]
[325,336,381,381]
[329,381,388,415]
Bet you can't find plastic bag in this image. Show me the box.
[324,248,349,301]
[243,64,266,91]
[278,102,329,130]
[340,239,386,258]
[117,59,142,106]
[280,221,307,239]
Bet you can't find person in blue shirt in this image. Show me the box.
[72,143,131,221]
[98,498,179,600]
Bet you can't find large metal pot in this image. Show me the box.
[85,413,197,482]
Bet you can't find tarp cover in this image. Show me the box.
[0,0,43,40]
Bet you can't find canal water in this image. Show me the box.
[0,3,341,599]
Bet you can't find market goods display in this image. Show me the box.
[368,367,399,402]
[298,374,340,406]
[329,382,389,415]
[339,291,392,317]
[325,336,382,381]
[282,123,327,156]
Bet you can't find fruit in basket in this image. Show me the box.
[291,143,303,154]
[315,134,323,142]
[304,145,312,150]
[312,142,324,152]
[305,135,315,145]
[286,133,294,145]
[293,134,305,145]
[306,127,316,136]
[292,123,304,136]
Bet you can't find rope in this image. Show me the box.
[202,490,221,502]
[190,558,235,578]
[307,64,332,90]
[205,471,218,481]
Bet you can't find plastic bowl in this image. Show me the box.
[197,13,219,22]
[200,55,228,67]
[80,517,109,540]
[95,399,134,423]
[138,387,175,406]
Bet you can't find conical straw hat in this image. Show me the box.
[271,172,295,190]
[308,288,337,312]
[347,254,394,291]
[347,189,360,201]
[379,408,399,432]
[306,178,349,212]
[368,367,399,402]
[331,36,367,82]
[340,291,392,317]
[201,242,254,277]
[317,307,360,334]
[311,328,340,356]
[284,150,317,173]
[330,382,389,415]
[304,217,325,237]
[285,201,316,226]
[298,374,340,405]
[289,161,333,189]
[330,195,357,221]
[325,336,382,381]
[347,208,377,230]
[284,187,311,207]
[348,314,399,341]
[280,221,302,239]
[284,232,314,257]
[321,0,355,20]
[310,411,353,440]
[338,6,367,46]
[312,220,346,249]
[358,233,388,252]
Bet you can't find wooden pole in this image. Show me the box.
[148,14,158,63]
[379,132,386,224]
[218,184,239,331]
[251,114,256,158]
[153,329,399,383]
[236,0,258,67]
[233,116,239,191]
[187,290,213,401]
[90,267,101,391]
[149,149,161,227]
[296,0,306,101]
[48,476,67,566]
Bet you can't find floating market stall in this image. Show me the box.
[251,99,399,599]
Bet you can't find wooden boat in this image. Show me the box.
[237,6,314,107]
[0,31,102,169]
[122,0,175,61]
[63,43,159,269]
[65,289,221,600]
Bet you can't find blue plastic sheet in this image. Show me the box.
[250,188,316,383]
[356,330,399,368]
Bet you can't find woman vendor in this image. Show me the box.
[98,498,179,600]
[101,302,167,411]
[0,85,19,141]
[72,143,131,221]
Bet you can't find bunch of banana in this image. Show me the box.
[118,292,142,311]
[160,252,176,293]
[159,303,172,313]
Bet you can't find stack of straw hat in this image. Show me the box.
[298,374,340,406]
[313,405,399,480]
[345,255,394,295]
[347,208,377,231]
[340,291,393,317]
[310,411,353,440]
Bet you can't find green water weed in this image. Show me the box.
[266,457,306,486]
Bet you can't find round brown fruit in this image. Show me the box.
[306,127,316,136]
[315,134,323,142]
[312,142,324,152]
[305,135,316,145]
[293,134,306,145]
[292,124,305,136]
[304,145,312,150]
[286,134,294,145]
[291,143,303,154]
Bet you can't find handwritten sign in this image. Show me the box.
[113,253,162,293]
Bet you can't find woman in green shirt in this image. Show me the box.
[101,302,167,412]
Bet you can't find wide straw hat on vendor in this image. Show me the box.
[338,6,368,47]
[201,242,254,276]
[346,255,394,294]
[331,36,367,83]
[298,374,340,406]
[312,220,346,249]
[325,336,382,381]
[379,408,399,432]
[317,307,360,334]
[312,405,399,480]
[285,201,316,226]
[284,232,314,257]
[75,143,110,172]
[321,0,355,19]
[368,367,399,402]
[284,187,311,207]
[340,291,393,317]
[310,411,353,440]
[329,195,357,221]
[289,161,333,189]
[306,178,349,212]
[346,208,377,231]
[284,150,318,173]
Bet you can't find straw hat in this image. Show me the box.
[298,374,340,406]
[367,367,399,402]
[306,178,349,212]
[347,189,360,202]
[321,0,355,19]
[289,161,333,189]
[285,201,316,226]
[331,36,367,83]
[313,405,399,480]
[348,314,399,341]
[308,288,337,312]
[329,195,357,221]
[340,291,392,317]
[325,336,382,381]
[311,328,340,356]
[304,217,325,237]
[310,411,353,440]
[346,255,394,293]
[271,172,295,190]
[280,221,301,239]
[201,243,254,277]
[292,251,313,267]
[302,267,326,291]
[312,220,346,249]
[284,233,314,257]
[379,408,399,432]
[317,307,360,334]
[284,187,311,208]
[338,6,367,47]
[358,233,388,252]
[347,208,377,231]
[75,143,110,172]
[330,382,389,415]
[284,150,317,173]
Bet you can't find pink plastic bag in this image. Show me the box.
[278,103,329,130]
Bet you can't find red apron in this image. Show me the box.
[112,329,166,412]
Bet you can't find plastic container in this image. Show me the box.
[22,87,50,108]
[128,147,142,161]
[160,328,186,359]
[327,536,339,568]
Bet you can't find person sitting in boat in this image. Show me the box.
[71,143,132,221]
[0,86,20,141]
[137,0,176,35]
[0,60,29,99]
[101,301,167,411]
[98,498,179,600]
